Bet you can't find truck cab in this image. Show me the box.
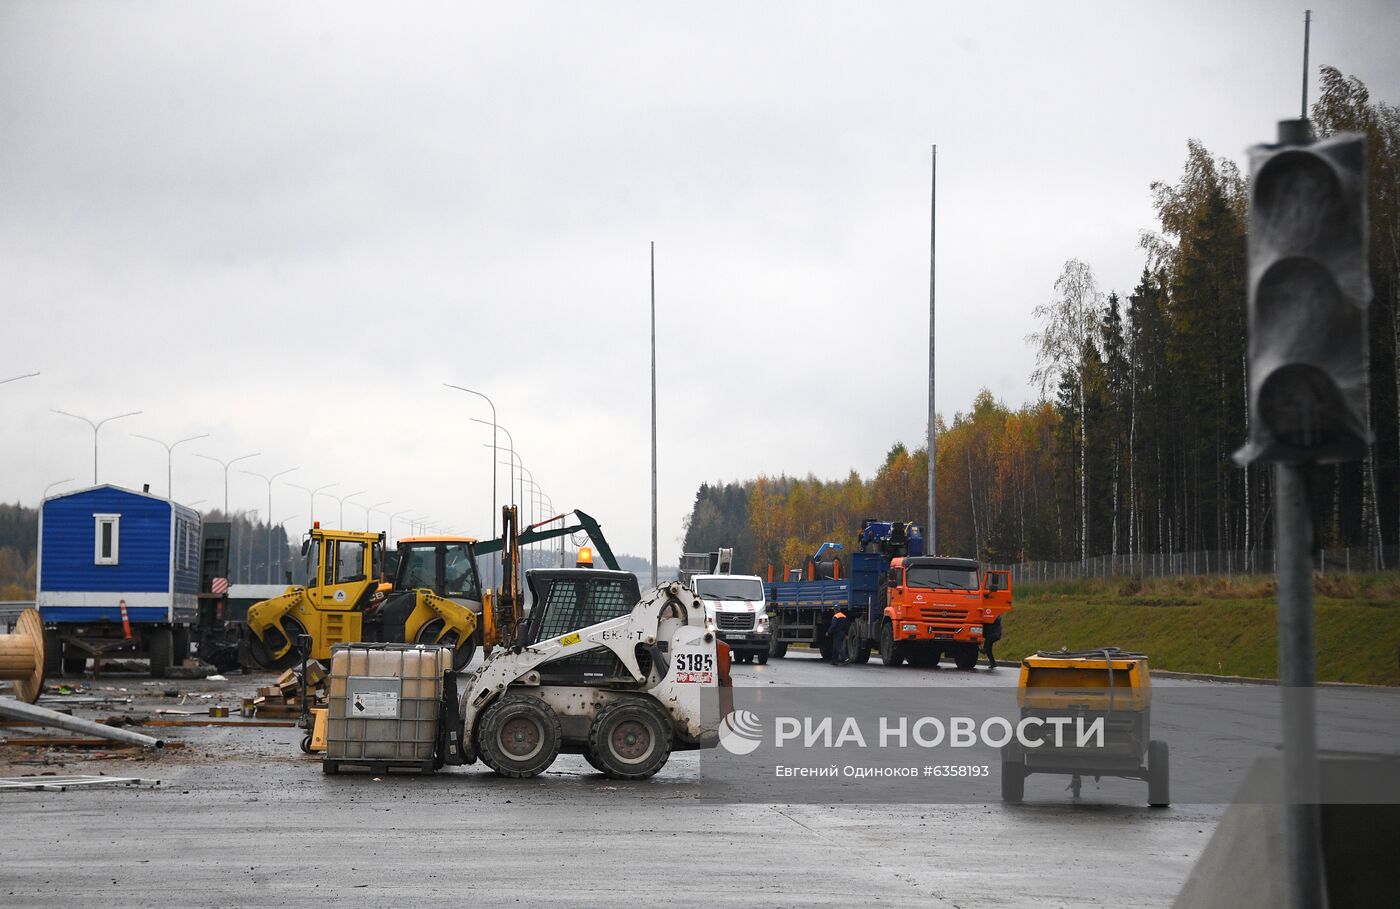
[883,557,1012,669]
[691,573,771,665]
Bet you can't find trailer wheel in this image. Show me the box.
[588,698,673,780]
[171,626,191,664]
[1001,744,1025,803]
[478,695,562,778]
[1147,739,1170,807]
[43,629,63,676]
[148,628,174,678]
[879,622,904,667]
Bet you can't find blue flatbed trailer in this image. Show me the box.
[764,551,888,660]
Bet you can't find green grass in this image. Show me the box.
[1004,573,1400,686]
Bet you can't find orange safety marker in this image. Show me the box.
[119,599,132,640]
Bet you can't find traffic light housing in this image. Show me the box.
[1236,120,1372,466]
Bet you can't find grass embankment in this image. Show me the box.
[1003,573,1400,686]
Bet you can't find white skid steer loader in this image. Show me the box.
[448,572,732,779]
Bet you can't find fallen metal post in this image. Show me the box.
[0,697,164,749]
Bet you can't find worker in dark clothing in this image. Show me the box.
[983,618,1002,669]
[828,609,850,665]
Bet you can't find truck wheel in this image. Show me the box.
[847,624,871,664]
[1147,740,1170,807]
[756,650,769,665]
[879,622,904,667]
[953,645,979,671]
[1001,745,1026,803]
[581,746,606,774]
[478,695,562,778]
[768,639,787,659]
[588,698,673,780]
[148,628,174,678]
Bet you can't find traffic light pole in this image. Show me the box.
[1274,463,1325,909]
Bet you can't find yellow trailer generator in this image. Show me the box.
[1002,648,1169,807]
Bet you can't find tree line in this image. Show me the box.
[683,67,1400,574]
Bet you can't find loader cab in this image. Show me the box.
[392,537,483,601]
[302,527,384,610]
[523,569,643,684]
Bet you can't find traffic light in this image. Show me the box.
[1236,119,1372,465]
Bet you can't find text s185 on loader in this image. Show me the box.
[444,573,732,779]
[241,524,477,671]
[1000,648,1169,807]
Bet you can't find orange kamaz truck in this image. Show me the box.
[764,520,1012,669]
[877,555,1012,668]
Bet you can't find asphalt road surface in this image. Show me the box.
[4,651,1246,908]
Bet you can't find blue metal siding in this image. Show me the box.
[41,488,171,595]
[172,508,201,596]
[42,606,169,623]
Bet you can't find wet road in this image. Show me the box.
[3,650,1241,908]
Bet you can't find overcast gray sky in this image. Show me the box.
[2,1,1397,561]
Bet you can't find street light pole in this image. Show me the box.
[445,384,499,586]
[133,432,210,499]
[471,418,516,509]
[42,478,74,501]
[194,451,260,515]
[242,467,298,583]
[927,144,938,555]
[273,513,301,584]
[366,501,392,532]
[389,509,415,546]
[327,490,367,528]
[287,482,337,526]
[52,408,143,484]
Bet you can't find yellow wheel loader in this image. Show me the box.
[240,525,477,671]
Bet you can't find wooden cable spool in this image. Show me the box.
[0,608,46,703]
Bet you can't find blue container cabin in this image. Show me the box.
[36,485,200,675]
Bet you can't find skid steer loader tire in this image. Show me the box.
[478,695,562,778]
[588,698,674,780]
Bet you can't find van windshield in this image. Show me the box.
[694,578,764,602]
[905,566,978,591]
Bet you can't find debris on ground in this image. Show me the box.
[164,660,220,680]
[247,662,326,718]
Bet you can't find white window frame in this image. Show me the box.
[94,514,121,565]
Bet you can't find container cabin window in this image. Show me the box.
[94,514,121,565]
